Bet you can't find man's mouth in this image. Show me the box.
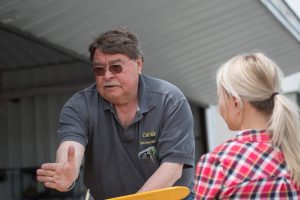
[104,84,118,88]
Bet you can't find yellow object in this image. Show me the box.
[106,186,190,200]
[85,189,90,200]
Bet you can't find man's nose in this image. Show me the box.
[104,67,113,79]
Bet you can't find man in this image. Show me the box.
[36,27,195,199]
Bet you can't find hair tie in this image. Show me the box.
[270,92,279,100]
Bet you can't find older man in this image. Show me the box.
[37,27,195,199]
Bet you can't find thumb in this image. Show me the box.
[67,145,76,164]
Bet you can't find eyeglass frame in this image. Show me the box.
[91,58,132,76]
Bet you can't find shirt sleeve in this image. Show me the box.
[194,153,224,199]
[157,98,195,167]
[57,93,89,146]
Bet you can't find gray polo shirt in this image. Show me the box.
[58,74,195,199]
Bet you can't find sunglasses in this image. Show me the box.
[91,59,131,76]
[92,64,123,76]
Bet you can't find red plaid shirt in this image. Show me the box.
[194,130,300,199]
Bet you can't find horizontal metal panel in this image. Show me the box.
[0,0,300,106]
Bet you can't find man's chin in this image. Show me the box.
[103,95,121,104]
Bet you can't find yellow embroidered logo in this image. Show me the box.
[140,131,157,145]
[142,131,156,138]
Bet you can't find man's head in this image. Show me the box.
[89,27,144,62]
[89,27,144,105]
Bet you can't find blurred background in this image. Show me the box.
[0,0,300,199]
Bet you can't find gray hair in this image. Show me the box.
[88,27,144,62]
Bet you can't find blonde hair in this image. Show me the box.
[216,52,300,185]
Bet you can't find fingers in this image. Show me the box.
[40,163,61,171]
[43,181,68,192]
[36,164,61,185]
[36,167,58,184]
[36,169,62,191]
[40,178,60,191]
[37,174,55,183]
[36,168,55,177]
[37,172,71,192]
[44,181,57,190]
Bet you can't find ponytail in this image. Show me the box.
[217,52,300,185]
[269,94,300,185]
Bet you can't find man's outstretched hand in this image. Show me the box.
[36,145,77,192]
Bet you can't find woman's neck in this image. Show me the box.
[240,102,270,130]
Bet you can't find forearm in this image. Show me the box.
[56,141,85,180]
[137,162,183,193]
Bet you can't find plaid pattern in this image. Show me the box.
[194,130,300,199]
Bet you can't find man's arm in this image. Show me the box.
[137,162,183,193]
[36,141,85,192]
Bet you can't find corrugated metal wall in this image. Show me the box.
[0,93,73,199]
[0,81,206,199]
[0,51,93,198]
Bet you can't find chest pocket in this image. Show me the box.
[137,130,160,179]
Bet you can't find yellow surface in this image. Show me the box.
[106,186,190,200]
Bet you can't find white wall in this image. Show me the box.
[282,72,300,93]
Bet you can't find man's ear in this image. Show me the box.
[136,58,143,74]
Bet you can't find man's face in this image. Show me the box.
[92,49,143,105]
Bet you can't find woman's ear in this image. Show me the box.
[232,96,242,114]
[232,96,238,107]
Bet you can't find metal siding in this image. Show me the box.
[0,95,68,167]
[1,0,300,105]
[0,27,75,70]
[20,98,36,166]
[0,93,75,199]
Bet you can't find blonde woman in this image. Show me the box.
[194,52,300,199]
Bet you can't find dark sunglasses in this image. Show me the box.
[91,64,123,76]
